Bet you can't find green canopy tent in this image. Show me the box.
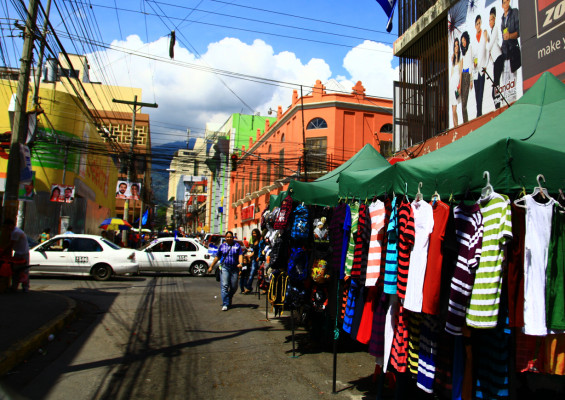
[268,191,287,211]
[287,144,391,206]
[339,72,565,199]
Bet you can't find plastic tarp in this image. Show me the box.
[287,144,391,206]
[339,72,565,199]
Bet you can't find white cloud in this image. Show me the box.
[339,40,398,99]
[88,36,396,143]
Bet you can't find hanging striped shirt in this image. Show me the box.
[445,203,484,335]
[383,197,399,294]
[351,203,370,283]
[344,203,359,277]
[466,193,512,328]
[366,200,386,286]
[390,304,409,373]
[397,198,415,299]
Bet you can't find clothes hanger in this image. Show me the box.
[531,174,549,200]
[514,174,552,208]
[431,190,441,205]
[415,182,423,202]
[480,171,494,200]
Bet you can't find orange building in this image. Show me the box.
[229,80,393,239]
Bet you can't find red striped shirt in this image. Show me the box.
[397,199,415,299]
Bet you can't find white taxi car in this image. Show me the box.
[29,234,139,281]
[136,237,212,276]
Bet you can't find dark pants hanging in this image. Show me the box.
[474,73,485,117]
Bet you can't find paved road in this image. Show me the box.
[3,274,379,400]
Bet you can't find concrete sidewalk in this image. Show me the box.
[0,290,78,376]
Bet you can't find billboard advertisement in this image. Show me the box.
[448,0,523,129]
[519,0,565,90]
[50,184,75,203]
[115,181,141,200]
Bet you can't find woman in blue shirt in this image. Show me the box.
[207,231,243,311]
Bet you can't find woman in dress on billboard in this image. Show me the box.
[460,31,473,124]
[450,37,462,127]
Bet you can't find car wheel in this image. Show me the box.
[191,262,208,277]
[92,264,112,281]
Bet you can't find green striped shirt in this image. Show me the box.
[344,202,359,276]
[466,193,512,328]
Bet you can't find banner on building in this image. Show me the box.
[241,204,255,222]
[519,0,565,90]
[448,0,523,129]
[50,184,75,203]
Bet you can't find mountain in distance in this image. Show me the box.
[150,140,186,207]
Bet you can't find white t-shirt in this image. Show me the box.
[11,226,29,256]
[404,200,434,312]
[523,194,555,336]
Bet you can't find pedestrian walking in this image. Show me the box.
[207,231,243,311]
[4,219,30,293]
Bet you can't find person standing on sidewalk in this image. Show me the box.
[4,219,30,293]
[207,231,243,311]
[243,228,262,294]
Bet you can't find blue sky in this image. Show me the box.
[2,0,398,145]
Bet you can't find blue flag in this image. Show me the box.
[376,0,397,33]
[141,209,149,226]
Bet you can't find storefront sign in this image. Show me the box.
[241,204,255,222]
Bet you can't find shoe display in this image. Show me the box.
[222,305,228,311]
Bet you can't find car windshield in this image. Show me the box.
[101,238,121,249]
[139,239,158,251]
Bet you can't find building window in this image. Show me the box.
[305,136,327,173]
[380,123,393,133]
[278,149,284,180]
[395,19,447,150]
[307,118,328,130]
[256,166,260,191]
[380,141,393,157]
[281,133,285,142]
[265,160,272,187]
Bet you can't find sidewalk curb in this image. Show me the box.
[0,294,78,376]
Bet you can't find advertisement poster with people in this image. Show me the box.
[50,184,75,203]
[448,0,523,129]
[115,181,141,200]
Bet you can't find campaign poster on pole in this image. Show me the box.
[18,171,35,201]
[127,182,141,200]
[50,184,75,203]
[116,180,129,199]
[448,0,523,129]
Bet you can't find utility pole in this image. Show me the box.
[300,86,308,182]
[3,0,40,222]
[112,96,157,246]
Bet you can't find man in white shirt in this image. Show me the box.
[472,14,488,118]
[4,218,30,292]
[487,7,504,109]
